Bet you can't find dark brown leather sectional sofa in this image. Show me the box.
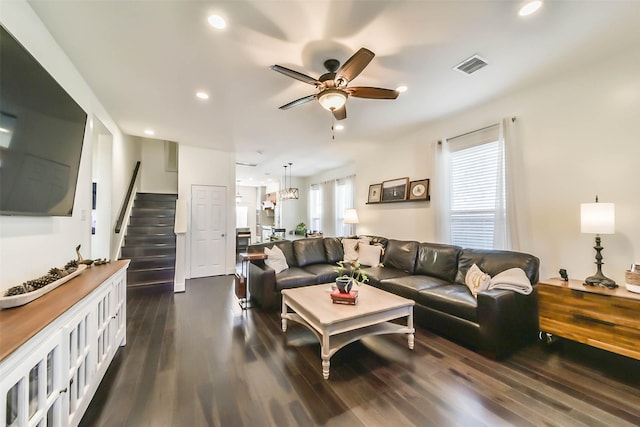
[248,236,540,358]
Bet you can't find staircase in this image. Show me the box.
[121,193,177,288]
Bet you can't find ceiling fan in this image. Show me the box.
[270,48,399,120]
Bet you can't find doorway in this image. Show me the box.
[90,117,113,260]
[190,185,226,278]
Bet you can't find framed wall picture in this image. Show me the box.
[409,179,430,200]
[368,183,382,203]
[381,177,409,201]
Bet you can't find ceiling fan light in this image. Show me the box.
[318,89,347,111]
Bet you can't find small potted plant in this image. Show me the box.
[334,261,369,294]
[295,222,307,236]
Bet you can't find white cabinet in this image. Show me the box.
[0,262,128,427]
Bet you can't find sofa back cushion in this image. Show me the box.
[415,242,462,282]
[455,249,540,286]
[382,239,419,273]
[358,235,388,250]
[249,240,297,267]
[293,238,327,267]
[324,237,344,264]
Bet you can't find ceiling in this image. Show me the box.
[28,0,640,186]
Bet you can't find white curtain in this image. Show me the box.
[336,175,356,236]
[434,139,452,243]
[320,180,336,236]
[493,117,520,250]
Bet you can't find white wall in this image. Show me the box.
[0,1,134,292]
[356,44,640,285]
[174,144,235,292]
[140,139,178,194]
[236,186,257,241]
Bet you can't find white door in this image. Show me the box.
[190,185,226,278]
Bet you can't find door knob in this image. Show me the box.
[221,234,225,237]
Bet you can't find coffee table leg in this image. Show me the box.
[408,310,415,350]
[321,334,330,379]
[281,297,288,332]
[322,358,330,380]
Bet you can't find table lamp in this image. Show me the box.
[344,209,359,235]
[580,196,617,288]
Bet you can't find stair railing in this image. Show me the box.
[115,161,141,234]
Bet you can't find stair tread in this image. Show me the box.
[122,244,176,248]
[128,280,174,287]
[128,266,175,273]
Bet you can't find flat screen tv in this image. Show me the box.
[0,25,87,216]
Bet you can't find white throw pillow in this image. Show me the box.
[465,263,491,298]
[264,245,289,274]
[342,238,370,263]
[357,244,383,267]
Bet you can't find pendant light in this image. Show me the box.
[279,163,299,200]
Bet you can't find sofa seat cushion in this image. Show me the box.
[417,284,478,322]
[303,264,339,284]
[362,266,410,286]
[379,275,450,300]
[274,268,317,291]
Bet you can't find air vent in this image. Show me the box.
[454,55,488,75]
[236,162,257,167]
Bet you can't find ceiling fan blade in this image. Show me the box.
[279,94,316,110]
[335,48,375,84]
[348,86,399,99]
[271,65,320,86]
[332,105,347,120]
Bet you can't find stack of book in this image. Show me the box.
[331,289,358,305]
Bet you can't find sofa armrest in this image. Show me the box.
[477,285,539,358]
[248,261,278,309]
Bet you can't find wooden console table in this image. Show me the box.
[538,277,640,360]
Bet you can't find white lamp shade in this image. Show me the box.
[580,202,615,234]
[318,89,347,111]
[343,209,359,224]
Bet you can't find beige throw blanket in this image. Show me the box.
[488,268,533,295]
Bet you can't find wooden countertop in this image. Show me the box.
[539,277,640,301]
[0,260,130,362]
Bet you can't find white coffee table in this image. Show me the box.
[281,283,415,379]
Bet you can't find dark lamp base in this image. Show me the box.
[584,272,618,289]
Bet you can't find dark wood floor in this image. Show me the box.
[81,276,640,427]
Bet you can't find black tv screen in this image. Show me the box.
[0,25,87,216]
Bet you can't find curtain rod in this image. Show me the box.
[438,117,516,145]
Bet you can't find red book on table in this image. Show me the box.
[331,289,358,305]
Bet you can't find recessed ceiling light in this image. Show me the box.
[196,91,209,100]
[144,129,155,136]
[396,85,408,93]
[207,14,226,29]
[518,1,543,17]
[334,124,344,131]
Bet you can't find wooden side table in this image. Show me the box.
[237,252,267,309]
[538,277,640,360]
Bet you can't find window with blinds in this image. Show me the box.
[309,184,322,232]
[448,125,503,249]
